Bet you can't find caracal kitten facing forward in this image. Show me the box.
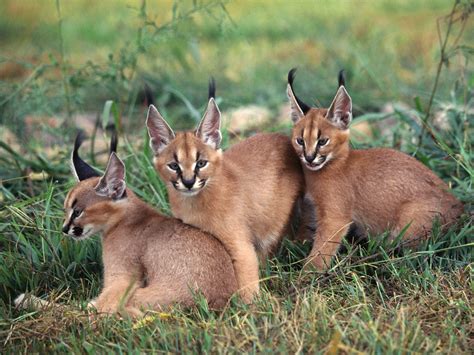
[56,134,236,317]
[146,81,305,302]
[286,69,464,270]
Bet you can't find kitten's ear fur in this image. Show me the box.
[146,105,175,155]
[287,68,311,123]
[326,86,352,130]
[95,152,126,200]
[196,98,222,149]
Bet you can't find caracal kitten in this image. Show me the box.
[31,134,237,317]
[286,68,464,270]
[146,80,305,302]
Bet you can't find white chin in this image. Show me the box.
[179,189,202,197]
[305,162,326,171]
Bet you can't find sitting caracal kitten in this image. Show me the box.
[146,80,304,302]
[58,134,236,317]
[287,69,464,270]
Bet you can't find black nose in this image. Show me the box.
[73,226,83,237]
[305,154,316,163]
[62,224,70,234]
[181,176,196,189]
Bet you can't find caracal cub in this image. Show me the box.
[146,81,304,302]
[60,134,236,317]
[287,69,464,270]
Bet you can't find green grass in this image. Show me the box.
[0,0,473,353]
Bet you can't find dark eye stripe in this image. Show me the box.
[173,153,179,163]
[71,208,82,219]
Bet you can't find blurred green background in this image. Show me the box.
[1,0,471,134]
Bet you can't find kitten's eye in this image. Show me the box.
[318,138,329,146]
[72,209,82,219]
[168,162,180,171]
[196,160,208,169]
[296,137,304,146]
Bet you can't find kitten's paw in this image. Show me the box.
[124,306,144,319]
[14,293,26,308]
[14,293,52,310]
[86,299,98,310]
[238,285,259,304]
[303,255,330,272]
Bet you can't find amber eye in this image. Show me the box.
[318,138,329,146]
[296,137,304,146]
[168,162,180,171]
[196,160,208,169]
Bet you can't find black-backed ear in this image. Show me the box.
[196,97,222,149]
[71,132,100,181]
[326,86,352,130]
[146,105,175,155]
[287,68,311,123]
[94,152,126,200]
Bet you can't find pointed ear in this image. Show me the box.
[287,68,311,123]
[146,105,175,155]
[326,86,352,130]
[195,98,222,149]
[94,153,126,200]
[287,83,304,123]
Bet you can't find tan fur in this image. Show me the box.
[153,131,304,302]
[291,108,464,270]
[62,176,237,317]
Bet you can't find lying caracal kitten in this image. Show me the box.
[146,80,304,302]
[58,134,236,317]
[287,69,464,270]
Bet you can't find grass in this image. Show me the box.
[0,0,473,353]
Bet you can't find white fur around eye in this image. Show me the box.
[76,211,84,219]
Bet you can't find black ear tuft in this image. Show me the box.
[288,68,298,86]
[287,68,311,114]
[106,124,118,154]
[72,131,100,181]
[144,83,154,106]
[338,69,345,87]
[208,77,216,100]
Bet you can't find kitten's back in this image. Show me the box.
[347,148,463,228]
[143,215,237,308]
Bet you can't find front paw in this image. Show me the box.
[304,255,331,272]
[238,284,259,304]
[86,299,97,310]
